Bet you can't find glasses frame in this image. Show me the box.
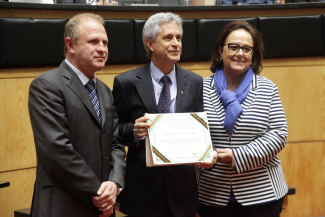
[224,43,254,55]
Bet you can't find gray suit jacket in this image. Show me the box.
[28,61,126,217]
[112,62,203,217]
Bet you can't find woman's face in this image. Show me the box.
[219,29,253,77]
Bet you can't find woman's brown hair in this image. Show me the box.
[210,20,264,74]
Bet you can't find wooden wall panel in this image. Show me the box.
[0,168,36,217]
[278,142,325,217]
[262,65,325,143]
[0,67,55,79]
[97,64,143,76]
[97,73,119,90]
[263,57,325,67]
[0,64,141,79]
[190,69,214,79]
[0,78,36,173]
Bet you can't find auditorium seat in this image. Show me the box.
[259,15,322,58]
[1,16,325,68]
[0,18,67,69]
[104,19,135,64]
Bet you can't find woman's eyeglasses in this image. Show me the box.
[225,43,253,55]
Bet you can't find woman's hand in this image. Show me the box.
[216,148,233,163]
[195,150,217,169]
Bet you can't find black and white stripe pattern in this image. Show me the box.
[197,75,288,207]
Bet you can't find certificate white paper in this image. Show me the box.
[146,112,213,167]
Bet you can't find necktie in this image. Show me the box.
[85,80,102,124]
[158,76,172,113]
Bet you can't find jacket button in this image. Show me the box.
[102,133,106,137]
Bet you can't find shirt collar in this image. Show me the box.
[150,61,176,85]
[65,58,97,87]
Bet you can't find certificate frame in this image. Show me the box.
[146,112,213,167]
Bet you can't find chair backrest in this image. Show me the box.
[1,15,324,68]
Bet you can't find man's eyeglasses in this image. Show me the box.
[225,43,253,55]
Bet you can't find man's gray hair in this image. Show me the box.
[142,12,183,58]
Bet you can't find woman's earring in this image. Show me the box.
[251,62,253,65]
[220,57,223,61]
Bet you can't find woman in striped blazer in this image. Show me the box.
[197,20,288,217]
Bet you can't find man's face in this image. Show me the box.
[72,19,108,77]
[149,21,182,65]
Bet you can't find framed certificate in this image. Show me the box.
[146,112,213,167]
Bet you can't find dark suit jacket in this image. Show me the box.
[112,62,203,217]
[28,61,126,217]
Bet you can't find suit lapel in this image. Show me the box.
[175,65,190,113]
[60,61,102,127]
[135,63,159,113]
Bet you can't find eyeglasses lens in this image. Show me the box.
[228,44,252,55]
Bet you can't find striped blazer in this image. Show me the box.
[197,74,288,207]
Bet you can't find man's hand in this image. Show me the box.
[134,115,150,138]
[216,148,233,163]
[195,150,217,169]
[92,181,117,212]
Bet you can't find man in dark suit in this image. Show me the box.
[113,12,213,217]
[28,13,126,217]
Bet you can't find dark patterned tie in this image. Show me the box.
[158,75,172,113]
[85,80,102,124]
